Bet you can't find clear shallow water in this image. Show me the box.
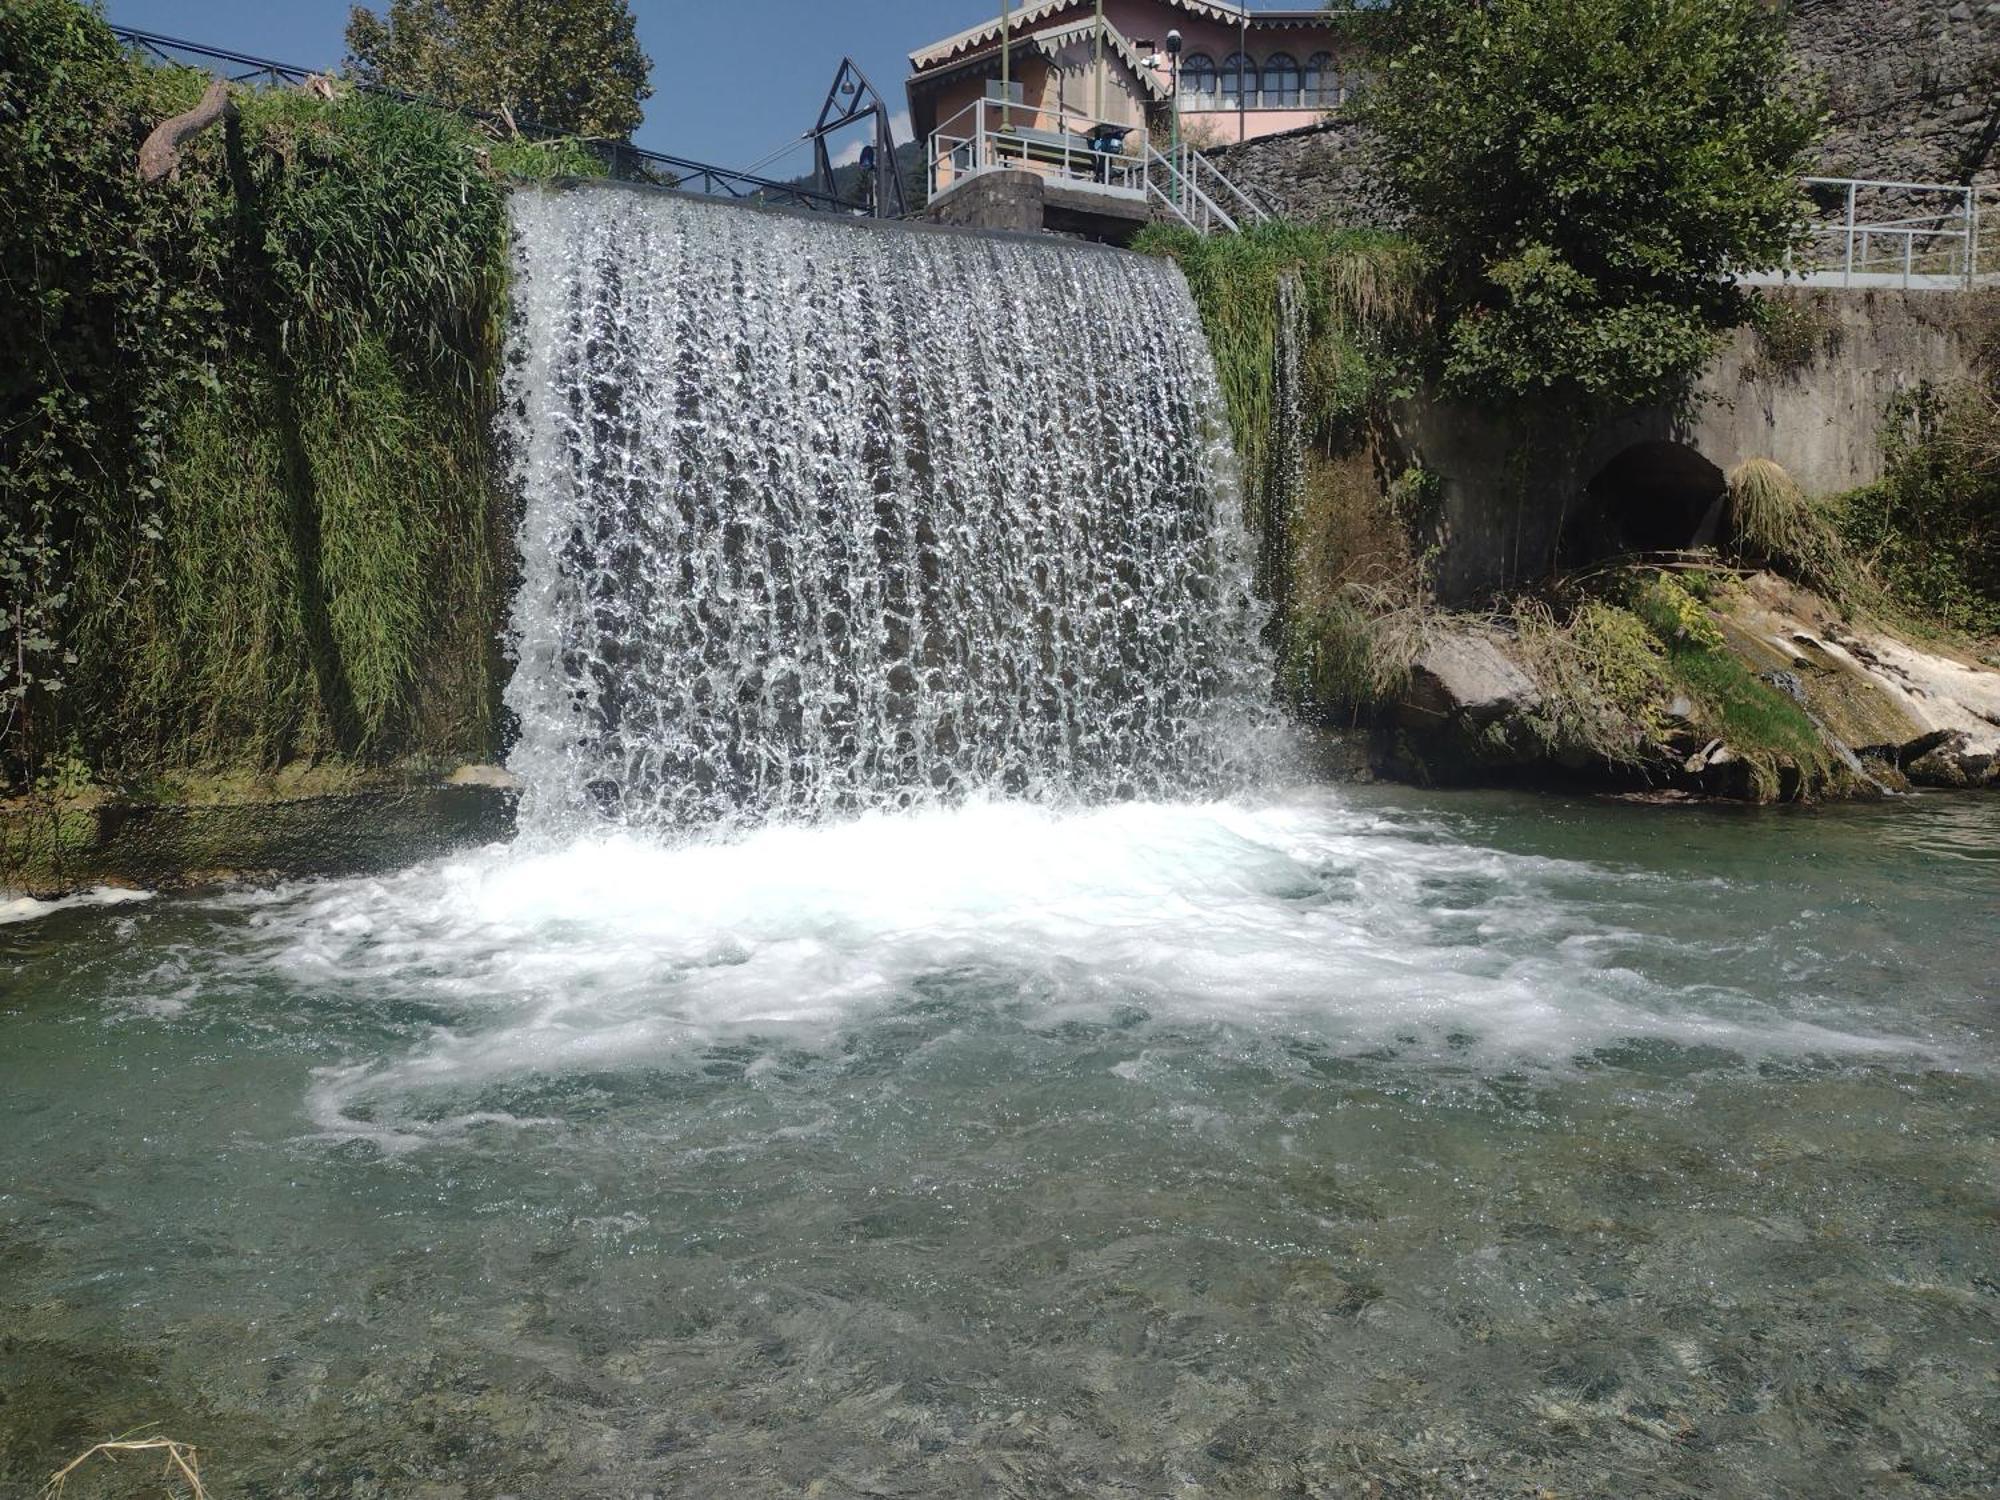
[2,786,1997,1498]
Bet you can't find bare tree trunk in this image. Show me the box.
[138,79,237,183]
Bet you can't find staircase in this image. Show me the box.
[1143,143,1272,235]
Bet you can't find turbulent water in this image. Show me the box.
[502,184,1271,836]
[3,790,1997,1497]
[3,193,1996,1498]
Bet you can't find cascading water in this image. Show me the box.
[501,183,1276,837]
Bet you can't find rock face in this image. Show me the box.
[1205,118,1400,230]
[1377,573,2000,798]
[1400,632,1541,726]
[1725,574,2000,787]
[0,781,519,899]
[1206,0,1999,228]
[1792,0,2000,189]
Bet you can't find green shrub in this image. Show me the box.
[1515,597,1669,766]
[1356,0,1820,413]
[1838,386,2000,639]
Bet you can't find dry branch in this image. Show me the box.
[138,80,235,183]
[44,1435,207,1499]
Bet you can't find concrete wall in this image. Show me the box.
[1391,287,1992,602]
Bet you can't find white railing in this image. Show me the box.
[925,99,1273,238]
[1743,177,1998,291]
[927,97,1148,205]
[1144,142,1273,235]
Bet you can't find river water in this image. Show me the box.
[3,786,1995,1498]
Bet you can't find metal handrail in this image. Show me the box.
[1143,146,1239,235]
[927,97,1149,202]
[109,25,850,214]
[1766,176,1992,291]
[923,97,1270,239]
[1171,143,1272,227]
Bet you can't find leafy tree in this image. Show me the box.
[1354,0,1822,411]
[345,0,653,139]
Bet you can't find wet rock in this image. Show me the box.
[1761,670,1808,704]
[1905,734,2000,789]
[447,763,522,791]
[1400,631,1542,727]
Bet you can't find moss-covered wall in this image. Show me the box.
[0,0,601,801]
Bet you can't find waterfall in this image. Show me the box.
[501,183,1275,838]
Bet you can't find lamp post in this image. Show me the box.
[1166,28,1183,205]
[1093,0,1105,121]
[998,0,1013,133]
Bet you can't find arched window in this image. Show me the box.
[1180,52,1218,108]
[1219,51,1254,110]
[1261,53,1302,109]
[1303,52,1338,108]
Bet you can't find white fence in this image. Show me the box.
[926,99,1271,237]
[1742,177,1998,292]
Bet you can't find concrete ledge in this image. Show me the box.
[0,784,519,898]
[925,169,1153,245]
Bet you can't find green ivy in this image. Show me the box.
[0,0,603,792]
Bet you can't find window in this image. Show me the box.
[1219,51,1254,109]
[1261,53,1302,109]
[1303,52,1339,108]
[1180,52,1218,108]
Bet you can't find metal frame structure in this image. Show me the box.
[109,26,849,215]
[926,96,1270,237]
[808,59,909,220]
[1741,176,1998,292]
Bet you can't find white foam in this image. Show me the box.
[223,789,1940,1147]
[0,885,152,926]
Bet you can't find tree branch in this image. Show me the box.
[138,79,237,184]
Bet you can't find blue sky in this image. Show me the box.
[102,1,1042,175]
[107,3,1322,174]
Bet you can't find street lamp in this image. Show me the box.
[1166,29,1183,205]
[998,0,1014,133]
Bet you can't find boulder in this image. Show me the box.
[446,764,522,791]
[1400,630,1542,726]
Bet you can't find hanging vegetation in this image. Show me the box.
[0,0,602,795]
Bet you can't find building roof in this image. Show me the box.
[910,1,1348,73]
[906,16,1173,107]
[1031,18,1173,102]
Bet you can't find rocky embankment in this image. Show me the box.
[1379,573,2000,798]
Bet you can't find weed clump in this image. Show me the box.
[1838,385,2000,640]
[1725,458,1857,604]
[1515,596,1669,766]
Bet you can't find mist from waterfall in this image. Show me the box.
[500,183,1277,838]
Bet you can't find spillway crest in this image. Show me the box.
[502,185,1272,836]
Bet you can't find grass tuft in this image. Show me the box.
[1726,458,1857,603]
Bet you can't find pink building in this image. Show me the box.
[907,1,1372,160]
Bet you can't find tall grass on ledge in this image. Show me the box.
[1725,457,1859,605]
[1134,222,1422,484]
[4,0,608,791]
